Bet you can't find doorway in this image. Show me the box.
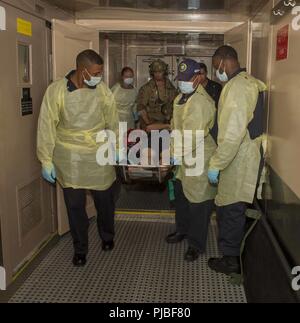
[99,32,224,89]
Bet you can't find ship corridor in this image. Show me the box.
[0,0,300,304]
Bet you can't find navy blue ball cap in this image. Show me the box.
[177,59,201,81]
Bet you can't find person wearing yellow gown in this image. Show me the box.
[111,67,138,130]
[166,59,217,262]
[208,45,267,275]
[37,50,119,267]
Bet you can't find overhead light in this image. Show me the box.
[188,0,200,10]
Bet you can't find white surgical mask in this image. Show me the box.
[178,81,195,94]
[124,78,134,85]
[216,60,228,83]
[83,69,102,87]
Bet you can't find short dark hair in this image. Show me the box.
[121,66,134,76]
[213,45,238,61]
[199,63,208,73]
[76,50,103,68]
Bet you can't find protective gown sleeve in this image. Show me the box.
[111,83,118,93]
[181,97,214,158]
[209,81,255,171]
[171,92,215,161]
[37,82,62,171]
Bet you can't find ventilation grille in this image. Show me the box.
[17,178,42,240]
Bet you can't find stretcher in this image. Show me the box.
[118,128,174,184]
[120,164,174,184]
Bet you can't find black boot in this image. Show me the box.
[165,232,187,244]
[184,246,202,262]
[208,256,240,275]
[102,240,114,251]
[73,254,87,267]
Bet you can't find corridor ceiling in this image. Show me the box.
[43,0,269,17]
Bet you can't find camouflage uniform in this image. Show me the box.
[137,79,178,129]
[137,60,178,129]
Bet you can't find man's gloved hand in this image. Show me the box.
[208,169,220,184]
[170,157,180,166]
[133,111,139,122]
[116,148,128,165]
[115,151,120,165]
[42,165,56,184]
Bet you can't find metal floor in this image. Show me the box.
[116,183,173,211]
[9,214,246,303]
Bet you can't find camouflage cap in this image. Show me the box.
[149,59,168,73]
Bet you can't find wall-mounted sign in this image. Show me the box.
[17,18,32,37]
[0,6,6,31]
[21,88,33,116]
[276,24,289,61]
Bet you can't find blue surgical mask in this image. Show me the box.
[178,81,195,94]
[124,78,134,85]
[216,60,228,83]
[83,69,102,87]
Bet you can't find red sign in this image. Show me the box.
[276,25,289,61]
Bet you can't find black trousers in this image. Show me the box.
[216,153,264,257]
[216,202,247,257]
[63,183,116,255]
[174,180,214,252]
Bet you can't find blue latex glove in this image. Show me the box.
[170,157,180,166]
[116,149,127,165]
[133,111,139,122]
[115,152,119,164]
[208,169,220,184]
[42,166,56,184]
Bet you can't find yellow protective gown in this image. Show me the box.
[111,83,137,129]
[37,78,119,191]
[172,85,217,204]
[209,71,267,206]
